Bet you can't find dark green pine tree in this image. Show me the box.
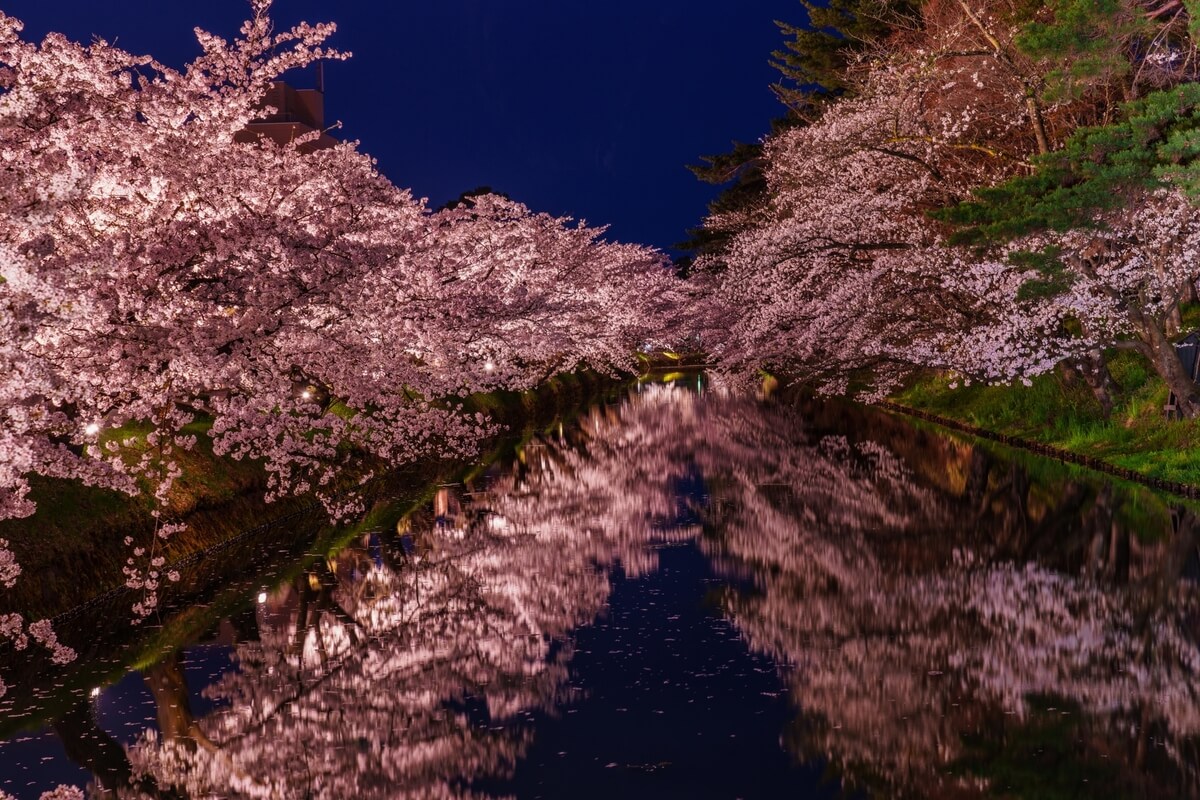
[675,130,784,274]
[770,0,920,106]
[937,82,1200,244]
[1015,0,1156,103]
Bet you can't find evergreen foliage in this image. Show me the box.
[1009,246,1075,301]
[938,83,1200,242]
[1015,0,1146,102]
[771,0,920,104]
[678,134,777,264]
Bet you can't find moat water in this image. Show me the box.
[1,381,1198,799]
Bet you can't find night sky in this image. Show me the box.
[2,0,805,254]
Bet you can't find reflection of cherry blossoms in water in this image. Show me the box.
[106,386,1200,797]
[473,385,1199,796]
[123,392,698,799]
[677,391,1200,797]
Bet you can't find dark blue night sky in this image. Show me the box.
[2,0,803,253]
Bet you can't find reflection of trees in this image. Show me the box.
[474,387,1200,797]
[119,395,695,799]
[684,397,1200,798]
[46,695,182,799]
[65,386,1200,797]
[125,543,566,798]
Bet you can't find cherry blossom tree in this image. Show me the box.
[0,0,680,698]
[0,0,679,581]
[330,193,680,399]
[697,1,1200,409]
[933,189,1200,411]
[698,49,1033,396]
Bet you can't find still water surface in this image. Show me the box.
[1,382,1198,798]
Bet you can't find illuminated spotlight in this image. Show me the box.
[301,389,312,400]
[84,423,100,436]
[90,687,101,698]
[257,591,268,604]
[484,361,495,372]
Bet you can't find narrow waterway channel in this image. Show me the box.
[1,380,1198,799]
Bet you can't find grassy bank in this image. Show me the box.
[892,350,1200,487]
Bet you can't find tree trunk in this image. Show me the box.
[1077,349,1116,418]
[1147,327,1200,417]
[951,0,1050,154]
[1168,306,1184,336]
[1107,520,1130,585]
[1160,508,1199,603]
[999,464,1030,551]
[964,448,991,516]
[53,698,135,795]
[1085,486,1114,579]
[1058,351,1115,418]
[1161,266,1186,334]
[53,697,185,799]
[145,650,216,750]
[1023,94,1051,155]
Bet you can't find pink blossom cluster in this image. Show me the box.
[0,611,76,698]
[0,787,82,800]
[698,57,1030,396]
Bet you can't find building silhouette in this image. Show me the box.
[235,68,337,152]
